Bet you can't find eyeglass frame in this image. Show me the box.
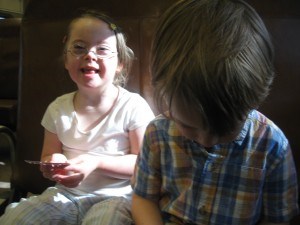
[65,46,118,59]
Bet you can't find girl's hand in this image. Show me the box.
[52,154,99,188]
[40,153,69,181]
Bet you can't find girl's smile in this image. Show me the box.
[80,65,100,76]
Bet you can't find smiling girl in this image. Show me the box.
[0,10,154,225]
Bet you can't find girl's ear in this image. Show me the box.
[64,54,70,71]
[64,62,68,70]
[116,63,123,73]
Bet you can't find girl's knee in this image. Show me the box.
[83,197,133,225]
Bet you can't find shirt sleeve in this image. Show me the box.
[263,140,299,222]
[123,93,155,131]
[41,101,57,134]
[133,121,162,201]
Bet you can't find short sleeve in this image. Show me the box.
[127,95,155,131]
[41,101,57,134]
[116,89,155,131]
[263,141,299,222]
[133,122,162,201]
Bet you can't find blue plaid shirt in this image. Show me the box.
[133,110,299,224]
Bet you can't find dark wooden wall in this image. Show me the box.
[0,18,21,131]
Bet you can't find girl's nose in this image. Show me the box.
[84,50,98,61]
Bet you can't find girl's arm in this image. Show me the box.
[65,125,147,180]
[40,129,65,162]
[40,129,68,181]
[94,125,147,179]
[132,193,163,225]
[40,125,147,186]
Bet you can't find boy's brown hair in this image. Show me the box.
[151,0,274,136]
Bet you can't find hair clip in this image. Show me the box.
[110,23,117,31]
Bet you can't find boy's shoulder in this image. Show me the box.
[247,110,283,134]
[149,114,178,134]
[239,110,288,149]
[151,114,170,125]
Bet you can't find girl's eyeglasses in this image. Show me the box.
[65,44,118,59]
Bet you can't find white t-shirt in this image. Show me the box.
[41,86,155,197]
